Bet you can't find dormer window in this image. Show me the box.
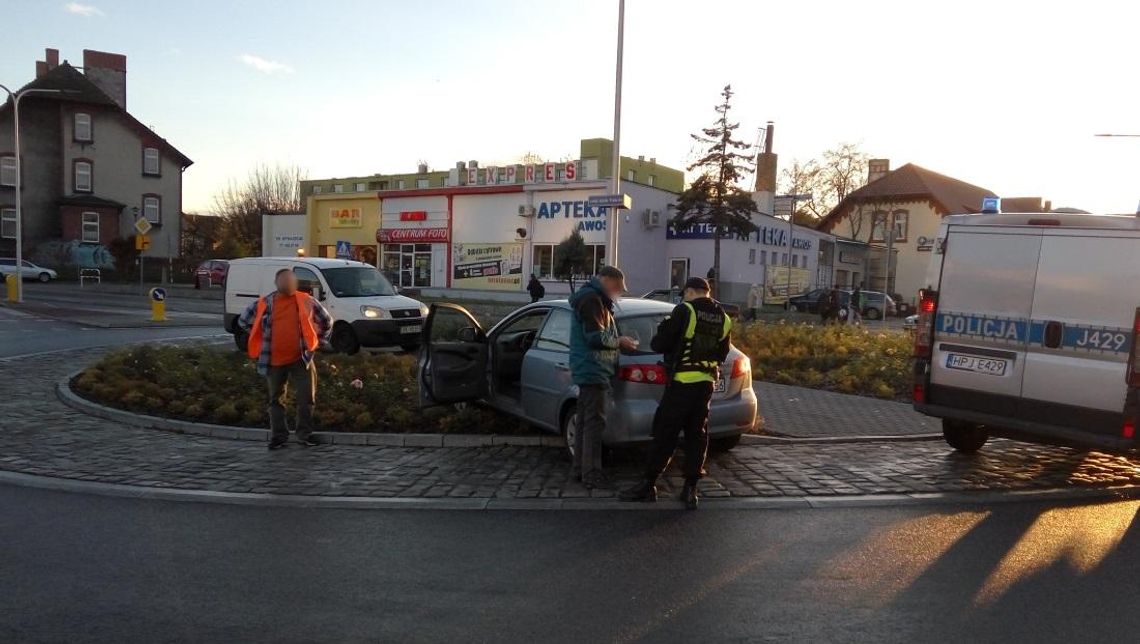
[74,113,92,142]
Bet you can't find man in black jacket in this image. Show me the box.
[620,277,731,509]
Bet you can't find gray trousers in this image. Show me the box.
[266,360,316,443]
[575,383,609,480]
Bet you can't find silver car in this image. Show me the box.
[418,298,758,458]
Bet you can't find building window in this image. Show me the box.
[533,244,554,279]
[142,195,161,223]
[748,248,756,265]
[588,244,606,275]
[1,208,15,239]
[81,211,99,243]
[354,182,366,192]
[142,147,160,176]
[648,174,656,187]
[781,253,788,266]
[441,176,449,187]
[791,254,799,268]
[626,169,635,181]
[312,185,323,194]
[74,113,92,142]
[381,243,433,288]
[416,178,429,189]
[73,160,92,192]
[760,250,766,265]
[870,210,909,243]
[333,184,344,193]
[397,180,406,190]
[0,156,15,187]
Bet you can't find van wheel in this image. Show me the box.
[561,402,578,463]
[943,419,988,452]
[233,328,248,352]
[864,307,882,320]
[331,324,360,355]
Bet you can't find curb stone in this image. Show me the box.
[4,469,1140,511]
[57,374,564,449]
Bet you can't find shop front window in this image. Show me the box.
[381,243,433,288]
[533,244,554,279]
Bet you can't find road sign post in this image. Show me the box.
[149,287,167,322]
[335,240,351,259]
[134,217,152,289]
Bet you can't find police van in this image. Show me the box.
[912,211,1140,452]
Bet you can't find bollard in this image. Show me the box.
[4,273,16,302]
[149,287,167,322]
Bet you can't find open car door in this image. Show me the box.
[419,303,489,407]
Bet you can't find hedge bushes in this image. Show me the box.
[734,321,911,399]
[73,345,513,433]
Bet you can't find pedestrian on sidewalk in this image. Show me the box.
[568,266,639,489]
[620,277,731,509]
[821,287,840,325]
[239,268,333,450]
[849,284,863,326]
[527,274,545,303]
[746,283,763,321]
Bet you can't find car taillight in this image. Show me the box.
[913,383,926,404]
[913,289,938,358]
[1122,416,1135,439]
[619,364,667,385]
[731,356,751,379]
[1128,308,1140,387]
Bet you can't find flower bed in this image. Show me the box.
[72,345,517,434]
[734,322,911,399]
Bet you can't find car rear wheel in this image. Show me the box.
[330,323,361,355]
[38,272,51,282]
[561,401,578,463]
[943,419,988,453]
[710,434,742,452]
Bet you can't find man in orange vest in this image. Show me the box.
[239,268,333,449]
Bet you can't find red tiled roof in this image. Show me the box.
[817,163,995,231]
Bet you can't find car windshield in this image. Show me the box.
[320,267,396,297]
[617,313,669,354]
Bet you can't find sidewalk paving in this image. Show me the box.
[3,346,1140,503]
[754,381,937,438]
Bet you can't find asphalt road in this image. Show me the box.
[0,306,225,358]
[3,484,1139,643]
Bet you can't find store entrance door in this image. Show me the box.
[669,258,690,289]
[382,243,434,288]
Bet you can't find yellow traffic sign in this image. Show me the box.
[135,234,151,251]
[134,217,153,236]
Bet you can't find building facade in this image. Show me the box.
[0,48,192,266]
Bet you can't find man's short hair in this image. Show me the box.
[598,265,627,292]
[683,277,711,293]
[275,268,292,280]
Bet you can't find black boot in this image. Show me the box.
[619,478,658,502]
[681,481,699,510]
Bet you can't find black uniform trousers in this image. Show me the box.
[645,379,714,483]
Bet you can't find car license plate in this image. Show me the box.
[400,325,422,335]
[713,377,726,393]
[946,353,1008,376]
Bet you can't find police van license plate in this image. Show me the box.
[946,353,1007,376]
[400,325,422,335]
[714,377,726,393]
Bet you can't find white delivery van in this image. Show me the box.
[224,257,428,354]
[913,212,1140,452]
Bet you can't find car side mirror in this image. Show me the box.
[458,326,479,343]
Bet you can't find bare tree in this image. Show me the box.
[778,158,824,222]
[820,142,868,209]
[213,164,307,256]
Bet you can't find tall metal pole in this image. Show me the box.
[2,86,63,303]
[608,0,625,268]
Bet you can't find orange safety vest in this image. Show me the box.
[247,292,322,360]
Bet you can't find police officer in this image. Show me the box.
[620,277,731,509]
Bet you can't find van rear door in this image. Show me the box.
[929,226,1043,415]
[1019,228,1140,435]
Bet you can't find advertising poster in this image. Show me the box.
[452,242,523,291]
[764,266,812,304]
[329,208,362,229]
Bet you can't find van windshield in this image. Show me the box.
[320,267,397,297]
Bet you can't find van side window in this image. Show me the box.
[293,267,322,295]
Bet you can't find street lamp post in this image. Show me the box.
[1,84,64,303]
[608,0,625,269]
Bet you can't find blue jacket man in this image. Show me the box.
[567,266,638,488]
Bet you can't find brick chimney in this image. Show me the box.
[35,48,61,78]
[753,121,778,193]
[868,159,890,184]
[82,49,127,109]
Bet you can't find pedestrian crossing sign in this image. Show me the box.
[336,240,351,259]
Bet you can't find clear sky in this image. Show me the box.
[6,0,1140,214]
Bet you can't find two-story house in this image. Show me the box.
[816,160,997,303]
[0,48,192,265]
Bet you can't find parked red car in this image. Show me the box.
[194,259,229,289]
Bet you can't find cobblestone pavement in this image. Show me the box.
[4,347,1140,501]
[753,381,938,438]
